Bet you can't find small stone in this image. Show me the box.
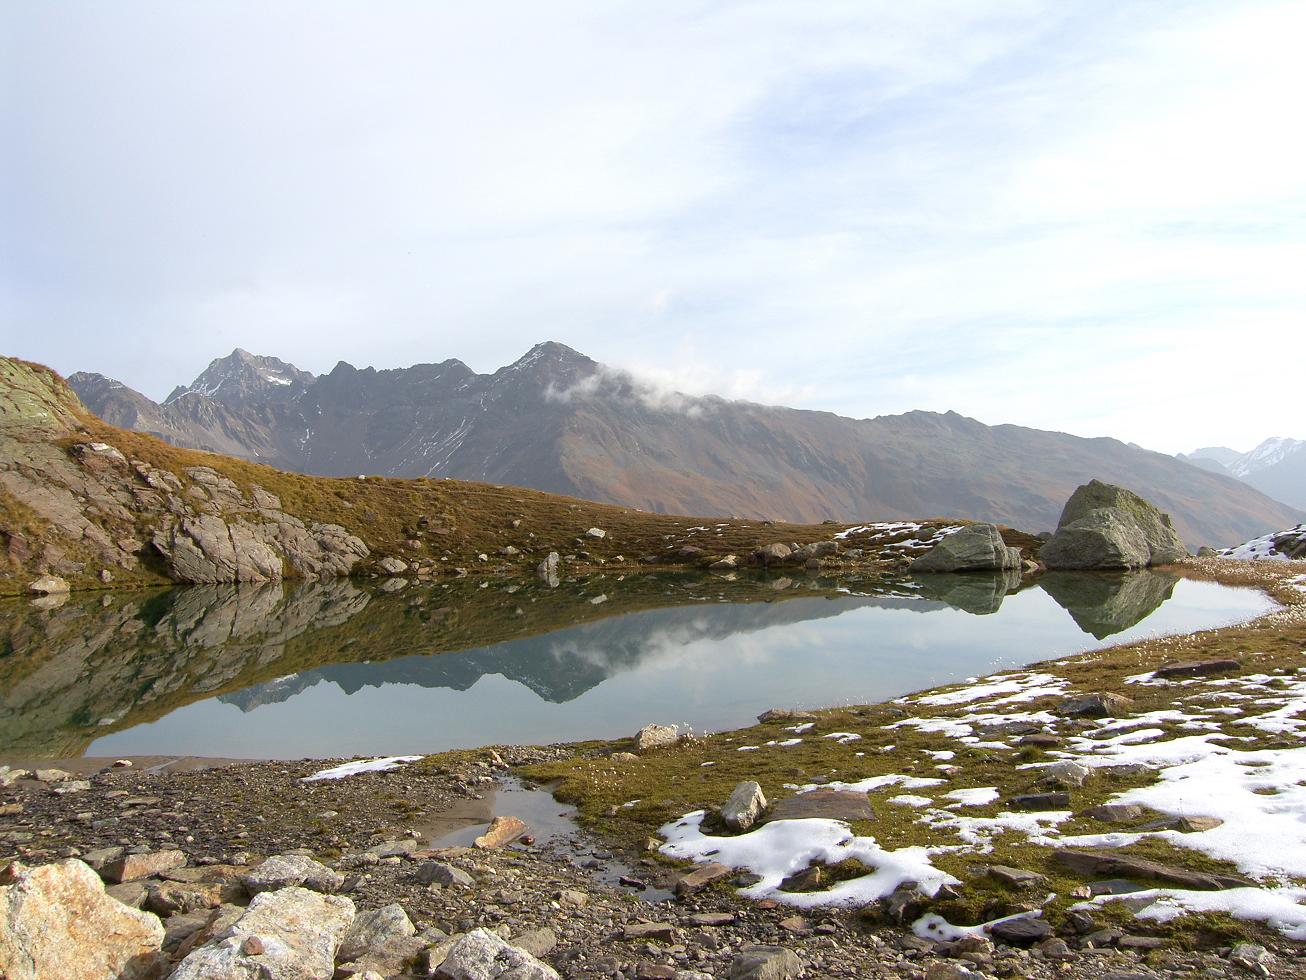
[633,724,680,752]
[675,862,733,897]
[728,944,803,980]
[102,849,187,884]
[721,780,768,831]
[623,921,676,941]
[1039,937,1074,960]
[1056,692,1133,718]
[241,935,264,955]
[777,915,808,934]
[1009,792,1070,811]
[779,866,823,892]
[610,752,640,763]
[987,915,1052,945]
[416,861,475,888]
[585,527,607,539]
[474,815,527,849]
[987,865,1047,888]
[240,853,343,895]
[1229,942,1273,972]
[27,575,70,595]
[1041,760,1090,788]
[514,927,556,958]
[1083,803,1150,823]
[687,912,735,926]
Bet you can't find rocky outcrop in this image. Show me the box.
[1041,481,1187,570]
[0,859,166,980]
[909,523,1021,573]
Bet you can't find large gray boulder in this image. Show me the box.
[1042,481,1187,570]
[909,523,1021,573]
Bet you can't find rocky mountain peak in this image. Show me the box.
[165,349,314,406]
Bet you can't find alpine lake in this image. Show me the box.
[0,569,1276,762]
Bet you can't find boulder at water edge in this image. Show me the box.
[0,859,166,980]
[909,523,1021,573]
[1041,481,1187,569]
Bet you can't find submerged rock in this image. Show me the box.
[909,523,1021,573]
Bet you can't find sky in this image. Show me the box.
[2,1,1303,455]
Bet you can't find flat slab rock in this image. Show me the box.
[1154,659,1241,678]
[769,789,874,822]
[1053,848,1253,890]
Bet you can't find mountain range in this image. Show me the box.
[1178,439,1306,511]
[68,342,1303,548]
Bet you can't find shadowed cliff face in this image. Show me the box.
[69,345,1303,548]
[0,570,1199,759]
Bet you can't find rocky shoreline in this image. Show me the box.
[7,749,1295,979]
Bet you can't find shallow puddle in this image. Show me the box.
[420,777,675,902]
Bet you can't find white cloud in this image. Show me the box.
[1,0,1302,453]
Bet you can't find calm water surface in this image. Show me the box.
[0,570,1275,760]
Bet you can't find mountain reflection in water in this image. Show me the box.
[0,570,1274,759]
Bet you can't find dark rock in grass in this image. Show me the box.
[986,865,1048,888]
[778,866,823,892]
[1055,692,1132,718]
[987,915,1052,945]
[1052,848,1253,890]
[1010,792,1071,811]
[1154,658,1241,679]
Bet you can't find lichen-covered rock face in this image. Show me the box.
[0,859,166,980]
[1040,507,1151,570]
[909,523,1021,573]
[1042,480,1187,570]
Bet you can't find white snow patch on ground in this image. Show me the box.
[823,732,862,744]
[888,795,934,808]
[915,672,1062,707]
[303,756,422,781]
[943,787,1000,807]
[1090,886,1306,941]
[660,810,957,907]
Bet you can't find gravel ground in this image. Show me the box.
[4,748,1304,979]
